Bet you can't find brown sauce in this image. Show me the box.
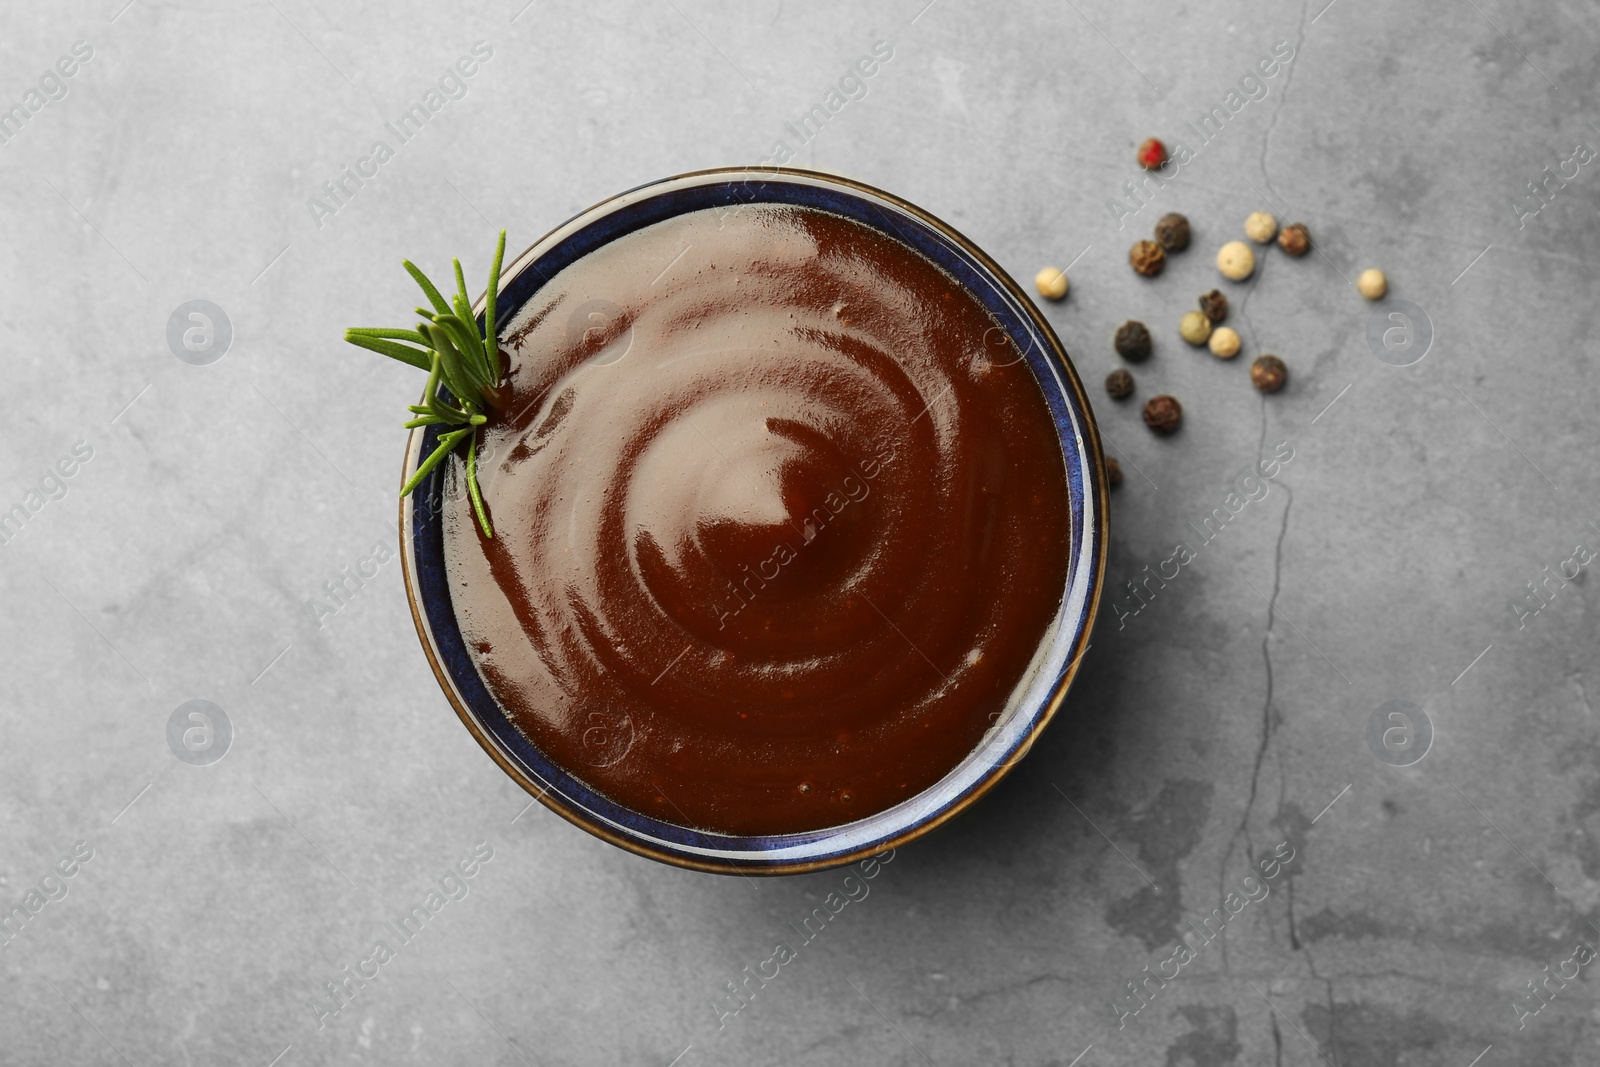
[442,204,1070,836]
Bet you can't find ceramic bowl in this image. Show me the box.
[400,167,1107,874]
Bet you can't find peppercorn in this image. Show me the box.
[1179,310,1212,346]
[1278,223,1311,257]
[1154,212,1191,252]
[1199,289,1228,323]
[1251,354,1287,393]
[1106,457,1123,489]
[1137,138,1166,170]
[1244,211,1278,243]
[1129,240,1166,277]
[1114,320,1152,362]
[1357,268,1387,300]
[1208,326,1241,359]
[1216,241,1256,281]
[1143,395,1182,434]
[1105,367,1135,399]
[1035,267,1069,301]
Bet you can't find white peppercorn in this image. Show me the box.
[1208,327,1241,359]
[1357,268,1387,300]
[1217,241,1256,281]
[1179,310,1212,346]
[1244,212,1278,243]
[1035,267,1069,301]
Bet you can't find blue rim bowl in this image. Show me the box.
[400,167,1108,874]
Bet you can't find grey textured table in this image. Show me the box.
[3,1,1598,1064]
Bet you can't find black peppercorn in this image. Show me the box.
[1154,212,1191,253]
[1143,395,1182,434]
[1106,457,1123,489]
[1129,240,1166,277]
[1105,368,1135,400]
[1114,320,1152,362]
[1199,289,1228,323]
[1278,223,1310,257]
[1251,355,1288,393]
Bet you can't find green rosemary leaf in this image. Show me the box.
[431,311,487,372]
[422,324,487,406]
[343,332,433,371]
[422,363,470,415]
[429,398,471,423]
[403,415,452,428]
[402,259,453,316]
[345,327,430,345]
[401,427,473,496]
[415,351,469,422]
[421,350,444,410]
[421,386,470,424]
[450,291,488,371]
[485,229,506,381]
[418,310,487,373]
[453,258,469,311]
[466,430,493,538]
[444,334,491,405]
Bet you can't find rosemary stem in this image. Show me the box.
[348,234,507,526]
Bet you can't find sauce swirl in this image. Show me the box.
[442,205,1070,835]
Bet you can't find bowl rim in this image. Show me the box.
[398,166,1109,874]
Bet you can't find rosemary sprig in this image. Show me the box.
[345,230,507,538]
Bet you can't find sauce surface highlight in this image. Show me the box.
[442,204,1070,836]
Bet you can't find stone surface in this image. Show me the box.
[2,0,1598,1064]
